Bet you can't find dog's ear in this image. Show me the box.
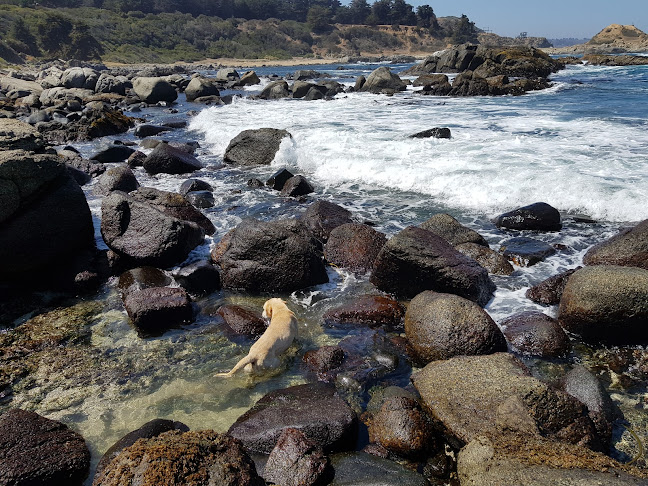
[263,301,273,318]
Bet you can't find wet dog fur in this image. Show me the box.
[215,298,297,377]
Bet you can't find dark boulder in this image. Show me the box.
[90,145,135,163]
[0,151,95,279]
[367,396,435,458]
[526,268,579,305]
[130,187,215,235]
[405,291,506,364]
[259,80,291,100]
[263,428,333,486]
[101,191,205,268]
[280,175,315,197]
[456,242,514,276]
[561,365,616,422]
[583,219,648,269]
[179,178,213,196]
[292,80,320,99]
[501,311,571,358]
[370,226,495,305]
[419,213,488,247]
[224,128,292,167]
[493,202,562,231]
[173,260,221,295]
[324,223,387,273]
[228,382,357,454]
[409,127,452,139]
[95,166,139,195]
[303,346,346,375]
[127,150,146,168]
[300,200,353,242]
[134,124,170,138]
[354,75,366,91]
[216,304,266,336]
[118,266,172,296]
[211,218,328,293]
[558,265,648,344]
[142,142,202,175]
[500,237,557,266]
[266,168,295,191]
[185,190,215,209]
[92,430,263,486]
[323,295,404,330]
[0,408,90,486]
[123,286,193,333]
[360,67,407,94]
[132,76,178,104]
[95,418,189,479]
[304,87,325,101]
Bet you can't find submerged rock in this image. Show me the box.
[228,382,357,454]
[500,237,556,267]
[93,430,263,486]
[405,291,506,363]
[558,265,648,344]
[224,128,292,166]
[0,408,90,486]
[409,127,452,139]
[216,304,266,336]
[212,218,328,293]
[371,226,495,305]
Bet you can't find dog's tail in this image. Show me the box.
[214,355,255,377]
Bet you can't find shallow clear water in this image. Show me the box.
[6,61,648,479]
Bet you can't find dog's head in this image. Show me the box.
[262,298,285,319]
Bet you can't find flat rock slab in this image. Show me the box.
[500,237,556,266]
[323,295,404,330]
[228,382,357,454]
[0,408,90,486]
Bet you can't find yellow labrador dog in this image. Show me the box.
[215,298,297,377]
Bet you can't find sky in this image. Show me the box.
[344,0,648,39]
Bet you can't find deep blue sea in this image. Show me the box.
[16,60,648,477]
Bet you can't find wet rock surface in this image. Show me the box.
[493,202,562,232]
[330,452,428,486]
[224,128,291,166]
[0,408,91,486]
[228,382,357,454]
[558,265,648,344]
[502,311,572,358]
[93,430,264,486]
[301,200,353,242]
[583,219,648,268]
[405,291,506,363]
[95,418,189,479]
[324,223,387,273]
[212,218,328,293]
[456,242,514,275]
[526,267,579,305]
[216,304,266,336]
[123,286,194,334]
[323,295,404,330]
[263,427,333,486]
[371,226,495,305]
[419,213,488,247]
[500,236,557,266]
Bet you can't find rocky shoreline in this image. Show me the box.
[1,48,648,485]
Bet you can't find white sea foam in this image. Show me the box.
[190,86,648,223]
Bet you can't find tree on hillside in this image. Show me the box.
[7,17,40,57]
[390,0,415,26]
[348,0,370,24]
[307,5,333,33]
[452,14,477,44]
[369,0,391,24]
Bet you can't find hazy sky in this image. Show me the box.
[345,1,648,39]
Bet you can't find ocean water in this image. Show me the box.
[7,61,648,479]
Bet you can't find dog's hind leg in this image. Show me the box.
[214,354,255,377]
